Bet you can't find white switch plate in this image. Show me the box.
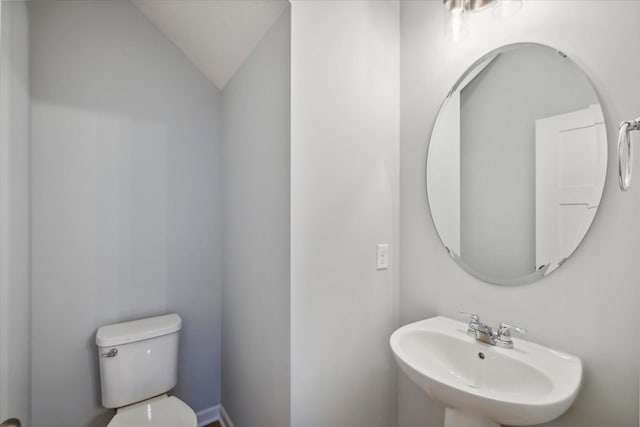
[377,244,389,270]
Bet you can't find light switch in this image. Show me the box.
[377,244,389,270]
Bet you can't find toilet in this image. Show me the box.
[96,313,197,427]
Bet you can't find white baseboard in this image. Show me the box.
[196,404,234,427]
[196,404,220,426]
[219,405,235,427]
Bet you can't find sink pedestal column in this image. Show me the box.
[444,408,500,427]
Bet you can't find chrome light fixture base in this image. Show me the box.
[443,0,496,14]
[443,0,523,42]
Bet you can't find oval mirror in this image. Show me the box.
[426,43,607,285]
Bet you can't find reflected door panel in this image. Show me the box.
[535,104,606,275]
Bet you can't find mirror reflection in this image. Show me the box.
[427,43,607,285]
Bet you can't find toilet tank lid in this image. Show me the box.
[96,314,182,347]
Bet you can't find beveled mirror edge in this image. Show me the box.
[444,43,568,100]
[424,42,609,286]
[445,245,555,286]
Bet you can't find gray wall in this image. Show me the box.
[0,2,31,424]
[29,1,222,425]
[221,8,291,427]
[290,2,399,426]
[460,46,598,279]
[400,1,639,426]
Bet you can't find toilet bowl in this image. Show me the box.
[96,314,197,427]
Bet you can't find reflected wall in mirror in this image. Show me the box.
[427,43,607,285]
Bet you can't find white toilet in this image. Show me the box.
[96,313,197,427]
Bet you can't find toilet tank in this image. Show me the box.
[96,314,182,408]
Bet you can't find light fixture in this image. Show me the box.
[443,0,523,42]
[493,0,523,19]
[443,0,469,43]
[467,0,496,12]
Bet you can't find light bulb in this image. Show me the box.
[444,0,469,43]
[493,0,523,19]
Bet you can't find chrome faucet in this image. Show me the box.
[458,312,527,349]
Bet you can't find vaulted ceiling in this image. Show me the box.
[133,0,289,90]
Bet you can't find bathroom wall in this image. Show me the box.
[460,46,598,279]
[29,1,222,425]
[0,2,31,425]
[400,1,640,426]
[290,1,400,426]
[221,8,290,427]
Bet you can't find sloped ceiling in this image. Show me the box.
[133,0,289,90]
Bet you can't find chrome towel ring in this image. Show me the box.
[618,117,640,191]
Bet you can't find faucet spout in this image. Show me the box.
[472,324,496,346]
[458,312,527,349]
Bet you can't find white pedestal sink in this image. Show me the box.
[390,316,582,427]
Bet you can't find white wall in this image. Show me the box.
[0,2,31,424]
[400,1,640,426]
[29,2,222,425]
[291,1,399,426]
[221,8,290,427]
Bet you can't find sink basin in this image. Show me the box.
[390,316,582,427]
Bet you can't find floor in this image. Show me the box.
[204,422,222,427]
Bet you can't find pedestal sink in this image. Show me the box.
[390,316,582,427]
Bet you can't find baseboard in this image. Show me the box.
[196,404,235,427]
[219,405,235,427]
[196,404,220,426]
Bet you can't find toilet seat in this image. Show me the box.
[107,395,197,427]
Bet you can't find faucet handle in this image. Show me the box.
[458,312,482,338]
[497,322,527,335]
[495,322,527,349]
